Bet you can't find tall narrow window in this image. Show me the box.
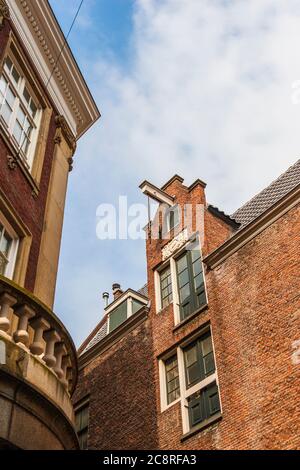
[0,221,18,279]
[165,355,180,404]
[160,266,173,309]
[75,401,89,450]
[183,331,221,430]
[176,246,206,321]
[0,55,41,169]
[0,224,12,276]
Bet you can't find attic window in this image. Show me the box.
[162,205,180,236]
[108,297,145,333]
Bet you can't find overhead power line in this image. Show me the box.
[46,0,84,90]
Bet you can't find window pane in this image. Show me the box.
[188,383,220,428]
[1,101,12,124]
[79,430,88,450]
[30,100,37,119]
[11,66,20,85]
[0,76,6,102]
[80,406,89,429]
[178,269,189,288]
[23,87,30,104]
[6,87,15,107]
[179,283,190,302]
[4,57,12,73]
[194,272,204,290]
[132,299,144,314]
[17,107,26,125]
[176,254,187,274]
[202,336,213,356]
[165,355,180,404]
[192,259,202,277]
[13,122,22,143]
[109,301,128,332]
[185,344,197,367]
[204,352,215,376]
[168,206,179,230]
[208,385,221,415]
[191,248,201,263]
[160,266,172,309]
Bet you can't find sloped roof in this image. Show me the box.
[232,159,300,229]
[79,285,149,355]
[138,284,148,298]
[81,319,108,355]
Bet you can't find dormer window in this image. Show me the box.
[163,205,180,235]
[107,291,148,333]
[0,54,41,170]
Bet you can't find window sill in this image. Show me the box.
[181,413,222,442]
[173,304,209,333]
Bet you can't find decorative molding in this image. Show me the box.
[55,115,77,155]
[67,157,74,172]
[7,0,100,138]
[0,0,10,30]
[162,229,189,261]
[7,154,17,170]
[19,0,83,125]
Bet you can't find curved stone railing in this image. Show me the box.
[0,275,77,395]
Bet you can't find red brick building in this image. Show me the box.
[76,159,300,450]
[0,0,99,449]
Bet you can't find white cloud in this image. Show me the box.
[87,0,300,208]
[56,0,300,344]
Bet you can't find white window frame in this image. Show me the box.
[164,204,181,234]
[0,53,42,171]
[0,212,19,280]
[155,234,208,325]
[106,290,148,333]
[159,326,222,434]
[159,352,181,412]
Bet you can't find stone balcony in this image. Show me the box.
[0,275,79,450]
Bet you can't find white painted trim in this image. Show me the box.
[154,270,162,314]
[177,327,221,434]
[140,181,174,206]
[170,257,180,324]
[159,353,181,413]
[155,234,208,326]
[105,290,148,315]
[7,0,100,138]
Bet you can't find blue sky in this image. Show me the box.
[50,0,300,346]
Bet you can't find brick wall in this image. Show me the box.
[146,176,300,449]
[74,316,158,450]
[0,21,56,292]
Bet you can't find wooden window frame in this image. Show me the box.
[175,248,207,322]
[75,397,90,450]
[160,265,173,309]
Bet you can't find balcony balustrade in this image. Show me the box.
[0,274,77,397]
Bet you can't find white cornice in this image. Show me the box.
[7,0,100,139]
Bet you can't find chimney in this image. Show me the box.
[112,283,123,301]
[102,292,109,308]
